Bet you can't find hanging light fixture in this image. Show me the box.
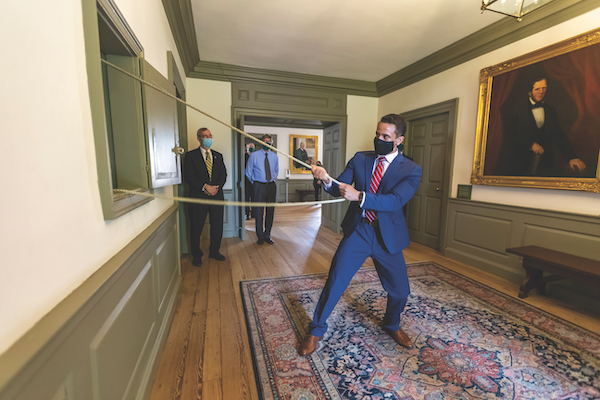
[481,0,555,22]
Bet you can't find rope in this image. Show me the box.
[100,59,341,186]
[114,188,345,207]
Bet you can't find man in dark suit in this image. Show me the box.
[313,160,323,201]
[499,77,586,176]
[184,128,227,266]
[294,141,309,169]
[299,114,421,356]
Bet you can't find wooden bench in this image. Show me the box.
[506,245,600,298]
[296,189,315,201]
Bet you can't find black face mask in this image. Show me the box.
[374,137,396,155]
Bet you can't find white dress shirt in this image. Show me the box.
[323,150,400,208]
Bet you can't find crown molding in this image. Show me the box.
[189,61,379,97]
[161,0,199,75]
[376,0,600,96]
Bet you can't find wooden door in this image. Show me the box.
[405,112,449,249]
[321,123,343,233]
[237,115,246,240]
[141,59,182,188]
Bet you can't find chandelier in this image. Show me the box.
[481,0,555,22]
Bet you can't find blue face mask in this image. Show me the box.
[249,147,255,152]
[202,138,213,148]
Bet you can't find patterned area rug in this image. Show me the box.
[241,262,600,400]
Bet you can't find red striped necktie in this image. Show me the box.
[365,156,386,222]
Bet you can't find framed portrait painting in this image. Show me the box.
[290,134,318,174]
[471,27,600,193]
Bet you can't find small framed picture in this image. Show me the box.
[290,134,318,174]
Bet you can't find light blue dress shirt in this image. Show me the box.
[245,149,279,183]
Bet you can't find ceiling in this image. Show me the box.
[189,0,503,82]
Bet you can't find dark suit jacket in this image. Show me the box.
[183,147,227,201]
[499,100,577,176]
[325,151,421,254]
[294,148,308,169]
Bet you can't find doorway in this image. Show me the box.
[231,111,346,240]
[403,99,458,251]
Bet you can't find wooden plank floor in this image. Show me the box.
[149,205,600,400]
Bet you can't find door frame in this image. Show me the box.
[402,98,459,253]
[320,121,347,234]
[167,51,188,259]
[231,107,347,239]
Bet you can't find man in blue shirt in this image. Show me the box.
[245,134,279,245]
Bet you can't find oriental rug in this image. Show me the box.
[240,262,600,400]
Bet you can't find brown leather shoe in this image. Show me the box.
[298,334,322,356]
[385,328,414,349]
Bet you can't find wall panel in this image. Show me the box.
[0,208,181,400]
[276,179,316,203]
[90,260,155,400]
[232,82,346,116]
[522,224,600,260]
[452,212,512,255]
[444,199,600,312]
[223,189,235,238]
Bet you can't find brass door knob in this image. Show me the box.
[172,146,185,155]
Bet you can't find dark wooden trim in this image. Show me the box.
[168,51,185,98]
[190,61,378,97]
[161,0,199,75]
[97,0,143,56]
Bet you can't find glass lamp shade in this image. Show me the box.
[481,0,555,21]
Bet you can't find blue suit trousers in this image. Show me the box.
[308,220,410,337]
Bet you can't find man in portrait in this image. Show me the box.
[294,141,309,170]
[498,77,586,176]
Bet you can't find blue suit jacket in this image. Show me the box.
[326,151,421,254]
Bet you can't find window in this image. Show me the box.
[82,0,182,219]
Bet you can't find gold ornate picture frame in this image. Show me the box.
[290,134,318,174]
[472,28,600,193]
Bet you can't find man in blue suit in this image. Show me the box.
[299,114,421,356]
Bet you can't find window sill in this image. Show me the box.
[112,188,153,218]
